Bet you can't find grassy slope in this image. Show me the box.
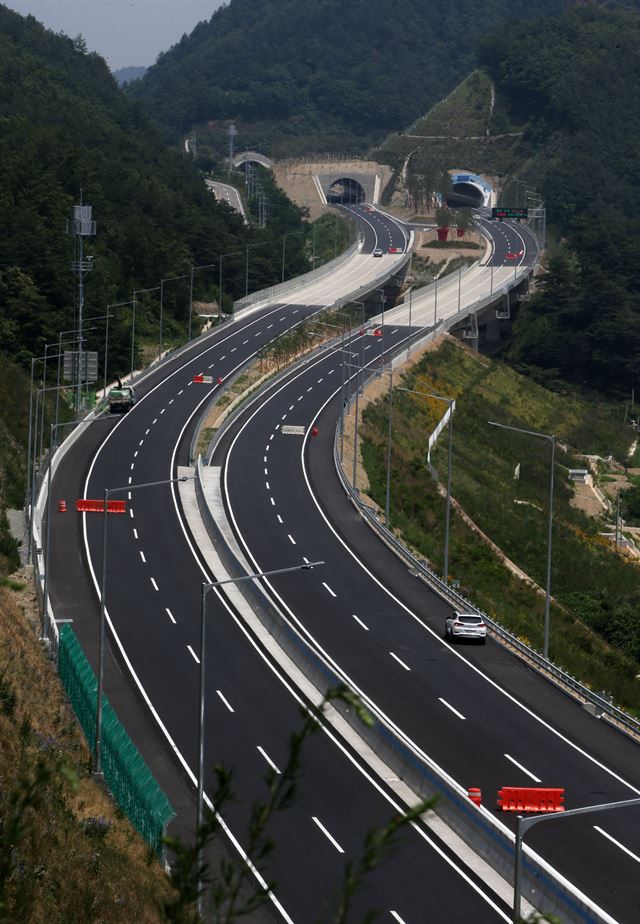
[0,581,170,920]
[360,339,640,713]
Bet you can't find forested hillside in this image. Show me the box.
[476,6,640,394]
[129,0,565,155]
[0,4,310,566]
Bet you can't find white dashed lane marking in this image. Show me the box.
[257,746,281,774]
[150,578,159,591]
[322,582,337,598]
[352,614,369,631]
[288,534,296,545]
[277,514,283,523]
[504,753,540,782]
[312,817,344,853]
[390,651,411,671]
[217,690,235,713]
[166,608,176,624]
[438,698,466,720]
[187,645,200,664]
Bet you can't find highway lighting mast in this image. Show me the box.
[67,199,96,412]
[227,122,237,176]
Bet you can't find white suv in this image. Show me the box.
[445,611,486,644]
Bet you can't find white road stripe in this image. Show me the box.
[281,414,287,420]
[160,408,165,415]
[169,398,174,404]
[138,440,144,446]
[139,550,146,563]
[231,347,237,352]
[217,690,234,713]
[242,339,249,345]
[289,404,294,411]
[269,433,274,440]
[322,582,337,598]
[277,514,283,523]
[263,455,267,463]
[504,754,541,783]
[264,468,268,475]
[150,578,159,591]
[127,492,131,501]
[390,913,407,924]
[328,368,335,374]
[307,386,313,392]
[265,482,270,490]
[594,826,640,863]
[133,528,138,539]
[257,746,281,774]
[438,697,466,720]
[187,381,192,386]
[352,614,369,631]
[270,498,275,506]
[311,816,344,853]
[178,389,183,395]
[390,651,411,671]
[145,428,150,435]
[130,462,135,470]
[129,509,134,519]
[166,608,176,624]
[153,418,158,424]
[134,450,138,458]
[187,645,200,664]
[288,534,296,545]
[128,476,132,484]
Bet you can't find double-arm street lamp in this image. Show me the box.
[391,387,455,581]
[196,560,324,912]
[95,475,192,775]
[245,241,269,297]
[218,251,242,318]
[188,262,218,342]
[281,230,305,283]
[131,287,161,382]
[159,273,189,362]
[488,421,556,660]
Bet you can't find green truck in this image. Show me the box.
[108,380,136,414]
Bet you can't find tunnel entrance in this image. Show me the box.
[446,182,485,208]
[326,177,366,204]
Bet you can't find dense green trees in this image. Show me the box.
[478,6,640,394]
[130,0,564,155]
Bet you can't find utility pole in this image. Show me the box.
[227,123,237,176]
[67,198,96,412]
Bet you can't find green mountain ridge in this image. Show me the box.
[129,0,566,155]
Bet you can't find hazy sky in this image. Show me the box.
[3,0,225,70]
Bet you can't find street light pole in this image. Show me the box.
[513,797,640,922]
[159,274,189,362]
[95,476,192,775]
[218,251,242,320]
[131,287,161,383]
[488,420,556,659]
[399,387,455,581]
[385,367,394,526]
[196,560,324,914]
[189,262,217,342]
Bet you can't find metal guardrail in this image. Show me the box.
[194,463,614,922]
[332,414,640,741]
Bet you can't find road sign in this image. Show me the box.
[281,425,306,436]
[492,207,528,221]
[63,350,98,383]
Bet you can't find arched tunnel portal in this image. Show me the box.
[325,177,366,204]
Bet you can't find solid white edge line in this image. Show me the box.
[218,327,631,920]
[504,754,542,783]
[438,698,466,721]
[311,816,344,853]
[81,303,342,924]
[594,826,640,863]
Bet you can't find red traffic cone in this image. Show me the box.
[467,787,482,807]
[58,499,67,513]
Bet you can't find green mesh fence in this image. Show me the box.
[58,624,175,856]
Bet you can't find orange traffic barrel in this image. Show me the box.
[58,499,67,513]
[468,787,482,807]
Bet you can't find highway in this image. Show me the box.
[46,207,519,920]
[205,178,248,222]
[217,316,640,921]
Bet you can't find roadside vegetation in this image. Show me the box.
[360,339,640,714]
